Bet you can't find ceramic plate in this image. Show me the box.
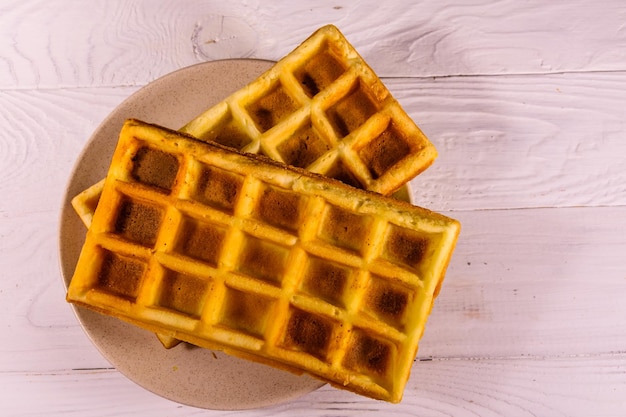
[58,59,326,410]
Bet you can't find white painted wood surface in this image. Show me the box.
[1,0,625,415]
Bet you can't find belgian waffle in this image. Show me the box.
[181,24,437,195]
[67,119,460,403]
[71,24,436,228]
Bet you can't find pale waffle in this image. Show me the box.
[71,24,436,229]
[66,119,460,403]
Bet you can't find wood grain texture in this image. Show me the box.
[420,206,626,359]
[0,87,137,217]
[2,0,626,88]
[400,71,626,211]
[3,354,625,417]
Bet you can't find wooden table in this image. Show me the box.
[2,1,625,415]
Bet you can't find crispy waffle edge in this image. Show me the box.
[66,120,457,401]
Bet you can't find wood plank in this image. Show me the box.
[2,0,626,88]
[3,354,625,416]
[400,71,626,211]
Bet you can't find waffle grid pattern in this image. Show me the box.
[181,24,436,196]
[68,120,460,402]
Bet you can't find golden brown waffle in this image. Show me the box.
[181,24,437,195]
[72,24,436,228]
[67,119,459,403]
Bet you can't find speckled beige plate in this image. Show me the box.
[58,59,327,410]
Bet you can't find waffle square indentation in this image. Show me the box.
[363,276,414,330]
[318,204,373,254]
[175,217,227,266]
[253,185,307,233]
[218,287,274,338]
[299,256,352,308]
[282,308,334,361]
[358,121,412,179]
[192,164,244,213]
[381,225,439,273]
[276,121,331,168]
[237,234,291,285]
[326,79,378,138]
[130,146,180,192]
[294,45,346,97]
[343,329,395,388]
[157,269,209,318]
[114,197,163,247]
[246,82,300,133]
[96,250,146,300]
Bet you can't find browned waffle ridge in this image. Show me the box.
[67,119,459,403]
